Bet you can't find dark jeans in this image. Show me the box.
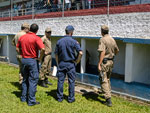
[57,61,76,102]
[21,58,39,106]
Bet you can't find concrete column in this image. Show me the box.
[125,43,133,82]
[80,39,86,74]
[6,35,10,63]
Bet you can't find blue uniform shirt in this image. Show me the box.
[55,36,82,62]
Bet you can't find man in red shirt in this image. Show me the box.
[16,23,45,106]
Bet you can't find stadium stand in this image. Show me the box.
[0,0,150,18]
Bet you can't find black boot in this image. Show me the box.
[40,80,48,88]
[105,98,112,107]
[45,78,52,85]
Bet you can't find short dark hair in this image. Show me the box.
[30,23,39,33]
[65,30,73,34]
[101,28,109,35]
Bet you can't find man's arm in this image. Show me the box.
[16,47,20,54]
[12,38,16,46]
[98,50,105,72]
[75,51,83,64]
[55,54,58,66]
[115,46,119,55]
[39,48,45,62]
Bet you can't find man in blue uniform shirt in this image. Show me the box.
[55,25,83,103]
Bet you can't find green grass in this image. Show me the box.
[0,62,150,113]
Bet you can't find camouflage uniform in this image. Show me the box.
[12,31,26,84]
[12,23,29,84]
[98,26,119,100]
[40,34,52,80]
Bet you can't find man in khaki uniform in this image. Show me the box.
[39,27,53,88]
[12,23,30,84]
[97,25,119,107]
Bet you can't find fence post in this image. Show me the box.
[10,0,13,21]
[62,0,65,17]
[32,0,34,19]
[107,0,110,26]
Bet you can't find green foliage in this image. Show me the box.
[0,63,150,113]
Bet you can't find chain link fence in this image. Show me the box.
[0,0,149,19]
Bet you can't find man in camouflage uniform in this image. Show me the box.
[97,25,119,107]
[39,27,53,88]
[12,23,30,84]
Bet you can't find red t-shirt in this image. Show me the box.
[16,32,44,58]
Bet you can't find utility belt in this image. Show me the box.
[103,57,114,64]
[45,52,51,56]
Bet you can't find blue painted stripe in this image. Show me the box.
[1,33,150,44]
[76,73,150,100]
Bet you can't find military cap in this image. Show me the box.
[101,25,109,31]
[45,27,51,32]
[65,25,74,31]
[21,22,30,29]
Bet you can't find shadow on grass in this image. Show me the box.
[12,91,22,98]
[81,89,105,104]
[46,89,68,101]
[10,82,22,98]
[10,82,22,90]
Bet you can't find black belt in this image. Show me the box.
[104,58,114,60]
[45,52,51,55]
[103,57,114,64]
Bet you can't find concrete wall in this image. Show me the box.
[86,39,99,65]
[125,43,150,85]
[8,35,18,64]
[0,12,150,39]
[132,44,150,84]
[113,40,125,76]
[0,36,8,56]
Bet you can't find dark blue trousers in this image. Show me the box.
[21,58,39,106]
[57,61,76,102]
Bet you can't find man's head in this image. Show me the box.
[101,25,109,36]
[65,25,74,36]
[45,27,51,38]
[30,23,39,34]
[21,22,30,33]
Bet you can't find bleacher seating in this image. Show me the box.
[0,0,150,18]
[92,0,134,8]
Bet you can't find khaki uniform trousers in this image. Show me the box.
[100,60,113,99]
[40,55,52,80]
[17,55,23,84]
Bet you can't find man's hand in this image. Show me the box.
[98,63,102,72]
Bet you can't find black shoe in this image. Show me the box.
[40,80,48,88]
[44,78,52,85]
[104,98,112,107]
[68,99,75,103]
[28,102,40,106]
[58,99,63,102]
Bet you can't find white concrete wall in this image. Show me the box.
[132,44,150,84]
[125,43,150,85]
[8,35,18,64]
[0,12,150,39]
[86,39,99,65]
[86,39,125,76]
[0,36,8,56]
[113,40,125,76]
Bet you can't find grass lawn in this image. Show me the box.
[0,62,150,113]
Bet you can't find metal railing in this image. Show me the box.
[0,0,149,19]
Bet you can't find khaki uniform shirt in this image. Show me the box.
[98,34,119,59]
[41,35,52,54]
[12,30,26,46]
